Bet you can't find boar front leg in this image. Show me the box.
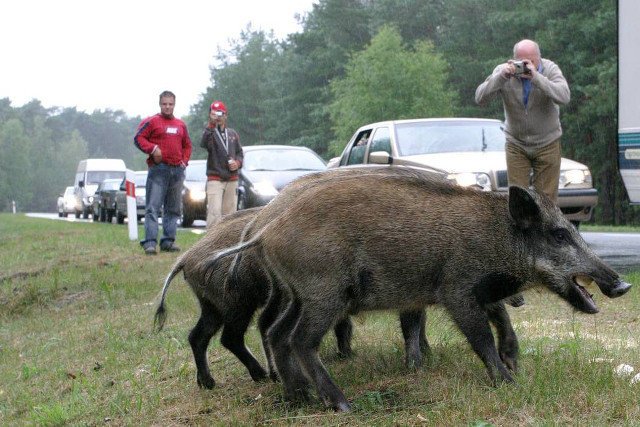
[399,310,430,369]
[485,302,519,373]
[444,299,514,385]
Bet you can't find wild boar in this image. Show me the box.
[154,207,356,389]
[208,168,631,412]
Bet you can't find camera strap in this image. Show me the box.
[213,127,229,154]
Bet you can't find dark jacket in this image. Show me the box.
[200,126,243,181]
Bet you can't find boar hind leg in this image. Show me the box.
[486,302,518,373]
[291,307,352,412]
[400,310,429,369]
[189,300,223,389]
[220,305,268,382]
[258,286,283,382]
[267,295,313,403]
[446,304,514,385]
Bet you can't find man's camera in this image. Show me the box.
[512,60,531,76]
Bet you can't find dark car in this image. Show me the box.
[237,145,327,210]
[92,178,122,223]
[114,171,147,224]
[181,160,207,227]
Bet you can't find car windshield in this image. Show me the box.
[134,173,147,187]
[86,171,125,185]
[185,162,207,181]
[244,149,326,172]
[101,180,121,191]
[395,121,506,156]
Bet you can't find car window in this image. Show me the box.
[395,121,505,156]
[368,127,391,156]
[344,130,372,166]
[101,180,121,191]
[244,149,326,171]
[86,171,126,185]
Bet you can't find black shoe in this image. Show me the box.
[144,245,157,255]
[160,243,180,252]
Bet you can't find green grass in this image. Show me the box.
[1,213,639,425]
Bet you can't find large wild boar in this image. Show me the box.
[209,168,631,412]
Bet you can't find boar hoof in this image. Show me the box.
[249,368,269,382]
[197,374,216,389]
[500,353,518,373]
[334,401,352,413]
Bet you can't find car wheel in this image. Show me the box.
[181,210,194,228]
[75,210,81,219]
[116,207,125,224]
[58,211,63,217]
[83,209,89,219]
[237,194,246,210]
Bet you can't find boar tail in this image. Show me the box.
[204,231,263,287]
[154,257,185,332]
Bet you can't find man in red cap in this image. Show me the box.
[200,100,243,227]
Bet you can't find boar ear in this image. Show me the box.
[509,186,541,229]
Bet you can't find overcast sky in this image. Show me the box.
[1,0,316,119]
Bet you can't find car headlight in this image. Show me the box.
[559,169,592,188]
[252,181,279,197]
[189,189,206,201]
[447,172,492,191]
[88,196,94,204]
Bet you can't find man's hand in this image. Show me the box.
[228,159,238,171]
[152,147,163,164]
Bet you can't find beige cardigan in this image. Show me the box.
[475,58,570,150]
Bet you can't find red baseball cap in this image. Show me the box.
[210,101,227,113]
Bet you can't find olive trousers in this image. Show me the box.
[505,139,561,203]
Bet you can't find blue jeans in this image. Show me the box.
[141,163,185,248]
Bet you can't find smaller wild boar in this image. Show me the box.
[209,168,631,412]
[155,207,355,388]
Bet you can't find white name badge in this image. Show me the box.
[166,127,178,134]
[625,149,640,160]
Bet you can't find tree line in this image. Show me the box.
[1,0,637,224]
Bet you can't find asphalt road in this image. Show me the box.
[24,213,640,273]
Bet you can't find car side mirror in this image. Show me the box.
[369,151,393,165]
[79,181,85,188]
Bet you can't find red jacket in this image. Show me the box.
[134,114,192,167]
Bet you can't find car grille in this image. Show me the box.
[496,170,509,189]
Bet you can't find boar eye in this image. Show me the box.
[551,229,570,244]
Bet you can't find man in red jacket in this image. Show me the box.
[134,90,192,255]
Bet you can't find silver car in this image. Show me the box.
[57,186,76,217]
[328,118,597,224]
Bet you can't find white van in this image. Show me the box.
[74,158,127,218]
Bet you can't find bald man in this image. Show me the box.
[475,39,570,202]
